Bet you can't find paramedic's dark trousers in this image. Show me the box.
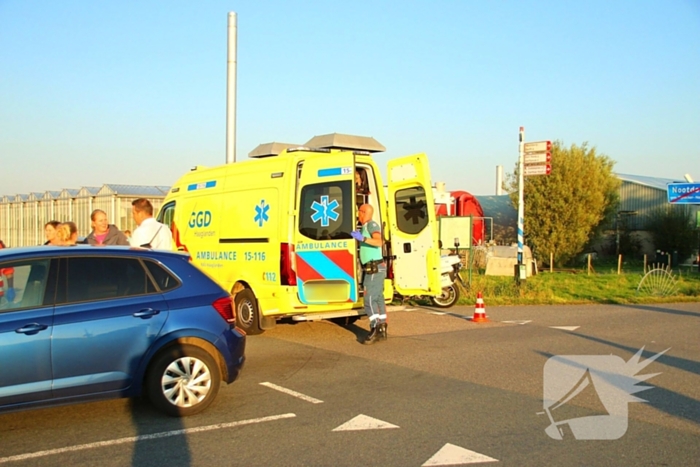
[363,264,387,328]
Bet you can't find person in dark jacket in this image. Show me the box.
[85,209,129,246]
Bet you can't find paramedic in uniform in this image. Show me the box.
[351,204,387,344]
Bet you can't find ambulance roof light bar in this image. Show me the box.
[303,133,385,153]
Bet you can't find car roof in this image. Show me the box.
[0,245,190,261]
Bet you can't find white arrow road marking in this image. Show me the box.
[0,413,296,465]
[260,382,324,404]
[502,320,532,325]
[549,326,580,331]
[332,414,399,431]
[422,443,498,465]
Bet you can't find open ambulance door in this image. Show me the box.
[294,152,359,305]
[387,153,442,297]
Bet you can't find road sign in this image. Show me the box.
[524,163,551,176]
[524,151,552,165]
[667,183,700,204]
[524,140,551,153]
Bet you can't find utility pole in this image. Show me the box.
[517,127,525,278]
[225,12,237,164]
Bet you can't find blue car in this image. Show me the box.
[0,246,245,417]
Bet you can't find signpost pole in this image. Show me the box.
[517,127,525,274]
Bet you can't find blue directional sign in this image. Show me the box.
[667,183,700,204]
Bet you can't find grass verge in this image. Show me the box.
[451,269,700,307]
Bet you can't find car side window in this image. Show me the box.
[0,259,51,311]
[144,260,180,291]
[65,257,155,303]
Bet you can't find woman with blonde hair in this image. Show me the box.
[55,222,79,246]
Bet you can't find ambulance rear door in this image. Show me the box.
[387,153,442,296]
[294,152,359,305]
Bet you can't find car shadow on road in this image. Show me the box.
[128,397,192,467]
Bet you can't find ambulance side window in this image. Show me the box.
[298,181,353,240]
[394,186,429,235]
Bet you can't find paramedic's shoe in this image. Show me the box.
[362,326,380,345]
[378,323,388,341]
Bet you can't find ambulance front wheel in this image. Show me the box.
[234,289,263,335]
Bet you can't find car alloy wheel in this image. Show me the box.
[161,355,212,407]
[147,345,221,416]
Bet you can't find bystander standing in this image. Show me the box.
[85,209,129,246]
[43,220,61,245]
[55,222,79,246]
[130,198,173,250]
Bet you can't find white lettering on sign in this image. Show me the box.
[671,186,696,194]
[667,183,700,204]
[524,164,552,176]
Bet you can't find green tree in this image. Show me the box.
[506,141,620,266]
[645,206,698,262]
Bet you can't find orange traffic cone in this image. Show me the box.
[471,291,490,323]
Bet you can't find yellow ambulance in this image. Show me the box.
[157,133,443,334]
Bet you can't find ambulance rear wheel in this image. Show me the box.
[234,289,262,335]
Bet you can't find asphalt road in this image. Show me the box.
[1,302,699,467]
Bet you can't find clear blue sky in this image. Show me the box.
[1,0,699,197]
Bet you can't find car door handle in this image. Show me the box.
[16,323,49,335]
[133,308,160,319]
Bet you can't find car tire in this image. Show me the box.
[146,345,221,417]
[234,288,262,335]
[429,284,460,308]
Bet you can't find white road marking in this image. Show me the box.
[422,443,498,465]
[0,413,296,465]
[549,326,580,331]
[259,382,324,404]
[502,320,532,325]
[332,414,399,431]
